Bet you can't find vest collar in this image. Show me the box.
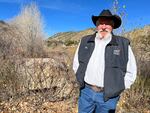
[87,32,96,42]
[108,34,118,46]
[87,32,118,46]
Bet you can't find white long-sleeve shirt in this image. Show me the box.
[73,33,137,89]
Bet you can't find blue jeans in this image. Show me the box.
[78,85,120,113]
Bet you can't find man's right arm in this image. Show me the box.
[72,41,81,74]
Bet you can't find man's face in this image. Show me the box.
[96,18,113,38]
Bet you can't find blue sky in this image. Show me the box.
[0,0,150,37]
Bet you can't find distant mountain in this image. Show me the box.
[47,28,95,47]
[48,28,95,41]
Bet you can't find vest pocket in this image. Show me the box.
[111,54,122,67]
[104,67,125,98]
[79,50,90,63]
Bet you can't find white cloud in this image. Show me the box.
[0,0,85,13]
[40,0,85,13]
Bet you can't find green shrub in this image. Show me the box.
[64,40,78,46]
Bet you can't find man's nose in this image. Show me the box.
[101,24,106,28]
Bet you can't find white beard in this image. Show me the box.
[97,30,111,39]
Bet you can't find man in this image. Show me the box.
[73,9,137,113]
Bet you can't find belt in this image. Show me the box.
[85,83,104,92]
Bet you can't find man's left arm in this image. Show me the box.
[124,45,137,89]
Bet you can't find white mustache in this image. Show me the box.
[97,31,111,39]
[98,29,110,33]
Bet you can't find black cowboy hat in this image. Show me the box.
[92,9,121,29]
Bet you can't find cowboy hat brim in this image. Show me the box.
[92,15,121,29]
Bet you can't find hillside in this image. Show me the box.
[47,25,150,50]
[48,28,95,41]
[124,25,150,61]
[47,25,150,65]
[47,28,95,47]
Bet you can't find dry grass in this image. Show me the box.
[117,76,150,113]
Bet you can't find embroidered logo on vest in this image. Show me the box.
[85,46,88,49]
[113,49,120,55]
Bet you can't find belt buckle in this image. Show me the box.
[85,83,103,92]
[92,86,103,92]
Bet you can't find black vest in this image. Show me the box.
[76,33,130,101]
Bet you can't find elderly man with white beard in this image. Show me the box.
[73,9,137,113]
